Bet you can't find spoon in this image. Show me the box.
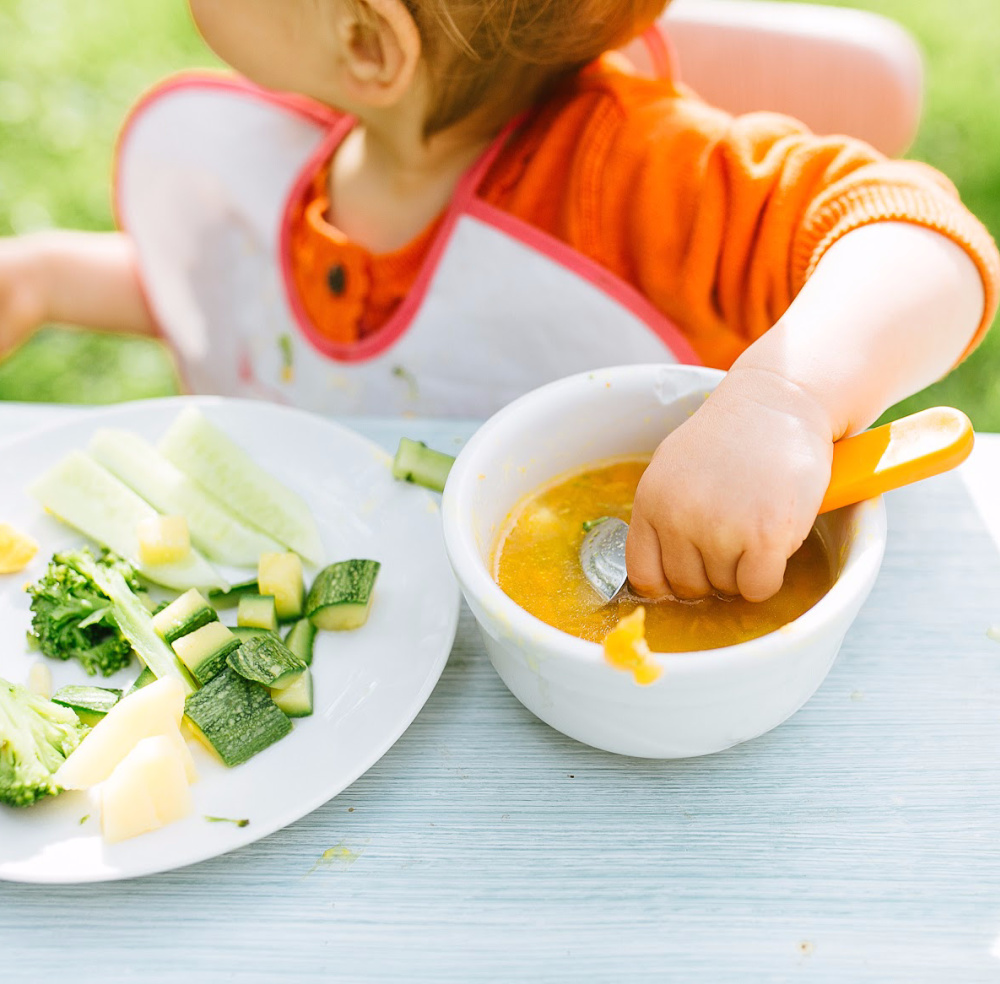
[580,405,975,602]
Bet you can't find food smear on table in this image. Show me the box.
[493,458,834,653]
[1,408,383,845]
[601,607,661,684]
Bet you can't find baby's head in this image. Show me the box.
[189,0,669,138]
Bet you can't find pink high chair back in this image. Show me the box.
[622,0,924,157]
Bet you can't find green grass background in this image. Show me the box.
[0,0,998,422]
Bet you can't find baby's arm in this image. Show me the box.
[626,220,985,602]
[0,231,156,356]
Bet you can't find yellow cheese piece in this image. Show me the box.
[257,551,305,620]
[137,515,191,566]
[0,522,39,573]
[101,735,194,844]
[602,607,663,686]
[53,677,186,789]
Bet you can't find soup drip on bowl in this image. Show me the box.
[492,457,834,653]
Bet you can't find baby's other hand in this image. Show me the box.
[625,368,835,602]
[0,236,48,358]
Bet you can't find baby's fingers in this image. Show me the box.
[625,516,713,600]
[624,514,671,598]
[735,548,788,603]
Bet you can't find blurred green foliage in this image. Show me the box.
[0,0,998,421]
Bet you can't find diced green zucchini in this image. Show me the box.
[227,634,308,689]
[230,625,278,643]
[270,668,313,718]
[306,560,381,630]
[184,668,292,767]
[158,407,323,565]
[258,552,304,621]
[391,438,454,493]
[51,685,122,727]
[237,594,279,633]
[125,666,157,696]
[209,579,259,609]
[283,618,316,666]
[172,621,241,685]
[151,588,218,643]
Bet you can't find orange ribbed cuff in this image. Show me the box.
[794,175,1000,361]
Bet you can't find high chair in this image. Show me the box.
[622,0,924,157]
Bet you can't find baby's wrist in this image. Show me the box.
[715,364,837,444]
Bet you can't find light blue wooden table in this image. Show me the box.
[2,403,1000,983]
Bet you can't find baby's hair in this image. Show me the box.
[358,0,670,137]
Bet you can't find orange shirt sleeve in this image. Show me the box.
[483,59,1000,369]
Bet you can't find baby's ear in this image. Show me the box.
[336,0,422,106]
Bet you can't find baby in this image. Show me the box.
[0,0,997,605]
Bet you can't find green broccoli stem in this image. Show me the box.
[391,438,455,493]
[73,553,197,695]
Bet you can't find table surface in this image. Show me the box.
[2,402,1000,984]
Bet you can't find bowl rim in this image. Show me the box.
[441,363,888,677]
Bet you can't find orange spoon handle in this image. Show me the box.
[819,406,974,514]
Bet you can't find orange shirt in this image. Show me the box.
[289,54,999,369]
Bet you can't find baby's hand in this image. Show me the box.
[0,236,48,357]
[625,368,835,602]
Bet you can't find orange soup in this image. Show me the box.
[493,458,834,652]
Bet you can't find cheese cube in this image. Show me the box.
[137,515,191,566]
[101,735,193,844]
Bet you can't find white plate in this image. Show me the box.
[0,396,459,883]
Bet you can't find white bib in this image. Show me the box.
[116,74,699,417]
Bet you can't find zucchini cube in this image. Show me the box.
[184,668,292,768]
[258,552,305,621]
[306,559,380,630]
[152,588,218,644]
[237,594,279,633]
[227,634,308,689]
[172,621,241,685]
[270,667,313,718]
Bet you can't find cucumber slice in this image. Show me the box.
[152,588,218,643]
[184,668,292,767]
[125,666,157,696]
[158,408,323,565]
[173,621,241,685]
[306,560,381,630]
[270,668,313,718]
[283,618,316,666]
[227,634,308,689]
[89,428,284,567]
[28,451,227,592]
[258,552,304,621]
[392,438,455,493]
[237,594,279,633]
[51,685,122,727]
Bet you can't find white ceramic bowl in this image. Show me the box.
[441,364,887,758]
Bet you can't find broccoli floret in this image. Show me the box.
[0,676,89,807]
[27,548,140,677]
